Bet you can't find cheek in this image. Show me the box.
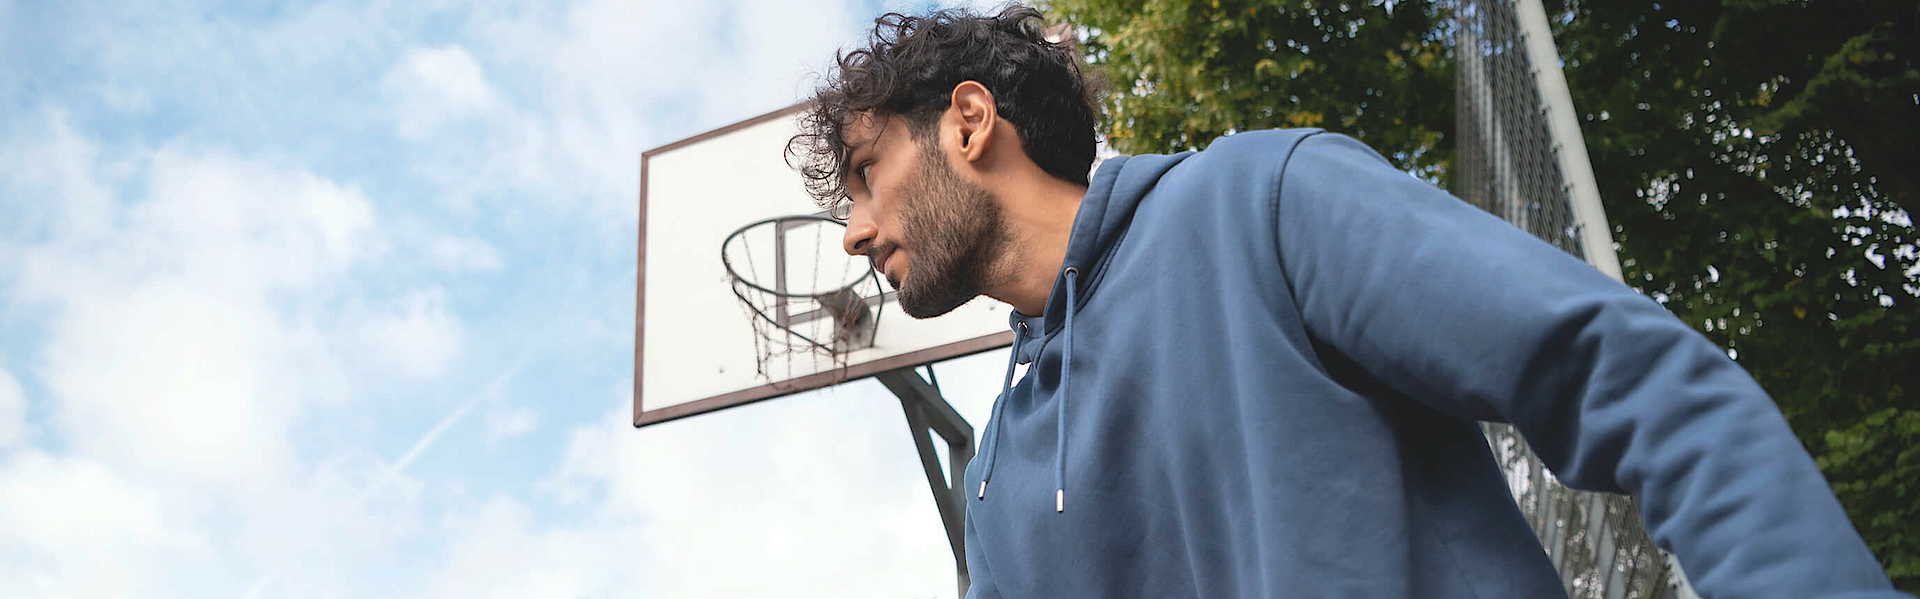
[877,181,917,235]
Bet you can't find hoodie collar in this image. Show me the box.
[1009,152,1193,343]
[980,151,1192,513]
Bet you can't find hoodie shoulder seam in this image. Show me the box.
[1267,129,1329,307]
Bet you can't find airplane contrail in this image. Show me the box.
[237,265,635,598]
[237,348,533,599]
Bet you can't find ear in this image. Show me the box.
[946,81,997,164]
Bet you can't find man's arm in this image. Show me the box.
[1270,132,1904,598]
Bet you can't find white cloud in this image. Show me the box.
[0,365,24,447]
[425,384,960,598]
[385,44,505,141]
[0,97,458,595]
[35,278,301,487]
[355,287,466,380]
[484,403,537,441]
[228,450,431,598]
[1,1,1025,597]
[401,0,868,225]
[4,117,386,489]
[428,233,504,272]
[0,106,115,245]
[0,450,220,598]
[99,143,378,293]
[70,1,396,130]
[93,79,155,114]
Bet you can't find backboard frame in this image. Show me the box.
[633,103,1015,428]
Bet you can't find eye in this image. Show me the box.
[857,162,873,182]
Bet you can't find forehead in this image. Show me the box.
[841,112,912,156]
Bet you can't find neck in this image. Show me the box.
[983,174,1088,316]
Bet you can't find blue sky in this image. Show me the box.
[0,0,1014,596]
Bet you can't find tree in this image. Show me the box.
[1048,0,1917,589]
[1057,0,1456,179]
[1556,1,1917,586]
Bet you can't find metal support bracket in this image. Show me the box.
[876,368,974,598]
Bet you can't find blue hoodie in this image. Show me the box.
[959,129,1905,598]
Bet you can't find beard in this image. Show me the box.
[885,146,1007,319]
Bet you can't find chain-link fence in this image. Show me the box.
[1453,1,1686,597]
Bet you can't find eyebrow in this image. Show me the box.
[846,138,872,160]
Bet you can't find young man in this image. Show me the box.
[788,6,1908,598]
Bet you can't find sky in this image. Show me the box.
[0,0,1016,596]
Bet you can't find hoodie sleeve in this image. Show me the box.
[1270,131,1904,599]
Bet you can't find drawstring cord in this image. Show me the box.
[1056,267,1078,513]
[976,265,1079,516]
[977,322,1025,500]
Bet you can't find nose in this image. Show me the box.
[842,211,876,257]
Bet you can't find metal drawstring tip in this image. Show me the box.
[978,480,988,500]
[1056,488,1064,513]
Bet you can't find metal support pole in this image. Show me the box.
[1514,0,1624,283]
[877,368,974,598]
[1513,3,1697,597]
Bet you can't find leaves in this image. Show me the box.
[1819,408,1920,581]
[1051,0,1457,181]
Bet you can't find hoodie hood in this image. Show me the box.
[978,151,1193,513]
[1010,152,1194,350]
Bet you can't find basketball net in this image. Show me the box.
[721,215,885,384]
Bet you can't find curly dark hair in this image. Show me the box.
[787,5,1102,210]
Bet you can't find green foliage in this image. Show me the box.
[1049,0,1918,589]
[1555,2,1917,586]
[1818,408,1920,583]
[1050,0,1456,181]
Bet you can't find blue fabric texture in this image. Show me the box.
[959,129,1906,598]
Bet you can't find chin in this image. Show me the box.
[899,298,966,319]
[897,282,978,319]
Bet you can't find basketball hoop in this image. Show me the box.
[720,214,886,380]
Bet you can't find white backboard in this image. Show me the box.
[635,104,1014,427]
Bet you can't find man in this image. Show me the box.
[787,6,1908,598]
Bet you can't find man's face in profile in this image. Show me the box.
[839,113,1006,319]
